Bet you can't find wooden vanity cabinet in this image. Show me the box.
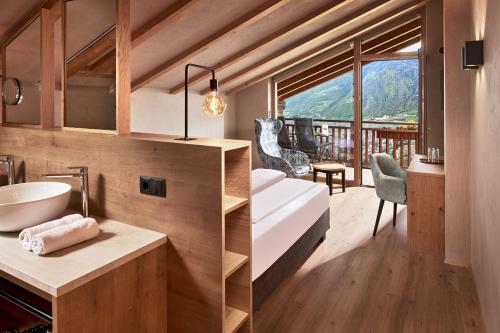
[0,219,167,333]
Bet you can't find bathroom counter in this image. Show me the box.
[0,217,166,297]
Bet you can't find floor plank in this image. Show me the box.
[254,187,484,333]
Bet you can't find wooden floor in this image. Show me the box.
[254,186,485,333]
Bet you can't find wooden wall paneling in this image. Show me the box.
[41,8,55,129]
[116,0,131,135]
[0,126,234,332]
[52,244,167,332]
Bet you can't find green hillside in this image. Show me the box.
[284,59,419,122]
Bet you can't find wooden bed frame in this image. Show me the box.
[252,208,330,311]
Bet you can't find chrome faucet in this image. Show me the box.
[0,155,15,185]
[43,166,89,218]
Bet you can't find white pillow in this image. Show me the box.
[252,169,286,194]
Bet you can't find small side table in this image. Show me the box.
[312,163,346,195]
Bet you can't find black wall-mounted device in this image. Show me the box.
[140,176,166,197]
[462,40,484,70]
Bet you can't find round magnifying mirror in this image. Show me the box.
[2,78,23,105]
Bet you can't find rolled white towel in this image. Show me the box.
[31,218,100,255]
[18,214,84,251]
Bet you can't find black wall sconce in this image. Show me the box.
[462,40,484,70]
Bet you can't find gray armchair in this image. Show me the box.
[369,153,407,236]
[255,118,310,177]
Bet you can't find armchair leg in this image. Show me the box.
[373,199,385,237]
[393,203,397,226]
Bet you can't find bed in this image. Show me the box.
[252,169,330,310]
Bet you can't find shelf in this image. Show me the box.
[224,251,248,279]
[224,195,248,214]
[224,305,248,333]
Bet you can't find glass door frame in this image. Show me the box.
[353,37,422,186]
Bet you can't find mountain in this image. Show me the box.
[284,59,419,122]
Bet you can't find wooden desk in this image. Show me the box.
[407,155,445,259]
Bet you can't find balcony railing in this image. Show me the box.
[284,118,419,168]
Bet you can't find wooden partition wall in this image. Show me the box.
[0,126,253,333]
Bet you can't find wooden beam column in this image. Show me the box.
[353,38,362,186]
[116,0,131,135]
[1,46,5,124]
[41,7,55,128]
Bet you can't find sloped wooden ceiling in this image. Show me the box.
[128,0,426,95]
[277,16,422,100]
[1,0,427,94]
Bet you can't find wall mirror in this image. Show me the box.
[64,0,116,130]
[2,78,24,106]
[3,17,41,125]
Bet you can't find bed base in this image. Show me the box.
[252,208,330,311]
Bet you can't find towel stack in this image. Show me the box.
[19,214,100,255]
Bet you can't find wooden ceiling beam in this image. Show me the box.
[131,0,198,48]
[0,0,61,47]
[279,65,353,100]
[168,0,355,94]
[278,17,420,92]
[362,18,421,53]
[278,58,353,96]
[280,35,421,100]
[93,0,200,73]
[66,28,116,77]
[224,0,427,96]
[279,29,421,96]
[278,50,353,91]
[131,0,291,92]
[200,0,396,95]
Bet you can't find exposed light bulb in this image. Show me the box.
[203,90,227,116]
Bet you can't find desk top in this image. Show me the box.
[0,217,166,297]
[408,154,445,177]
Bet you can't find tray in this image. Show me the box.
[419,157,444,164]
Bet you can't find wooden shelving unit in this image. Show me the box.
[224,195,249,214]
[223,145,252,333]
[225,305,249,333]
[224,251,249,278]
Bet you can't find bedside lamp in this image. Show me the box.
[178,64,227,141]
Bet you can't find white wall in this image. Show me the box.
[131,88,235,138]
[443,0,472,267]
[470,0,500,331]
[234,80,271,169]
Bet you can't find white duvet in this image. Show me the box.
[252,168,286,194]
[252,178,316,223]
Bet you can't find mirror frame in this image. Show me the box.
[2,78,24,106]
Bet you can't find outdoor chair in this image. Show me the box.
[277,116,293,149]
[293,118,330,162]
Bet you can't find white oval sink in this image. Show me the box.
[0,182,72,232]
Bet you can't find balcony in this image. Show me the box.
[285,118,419,185]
